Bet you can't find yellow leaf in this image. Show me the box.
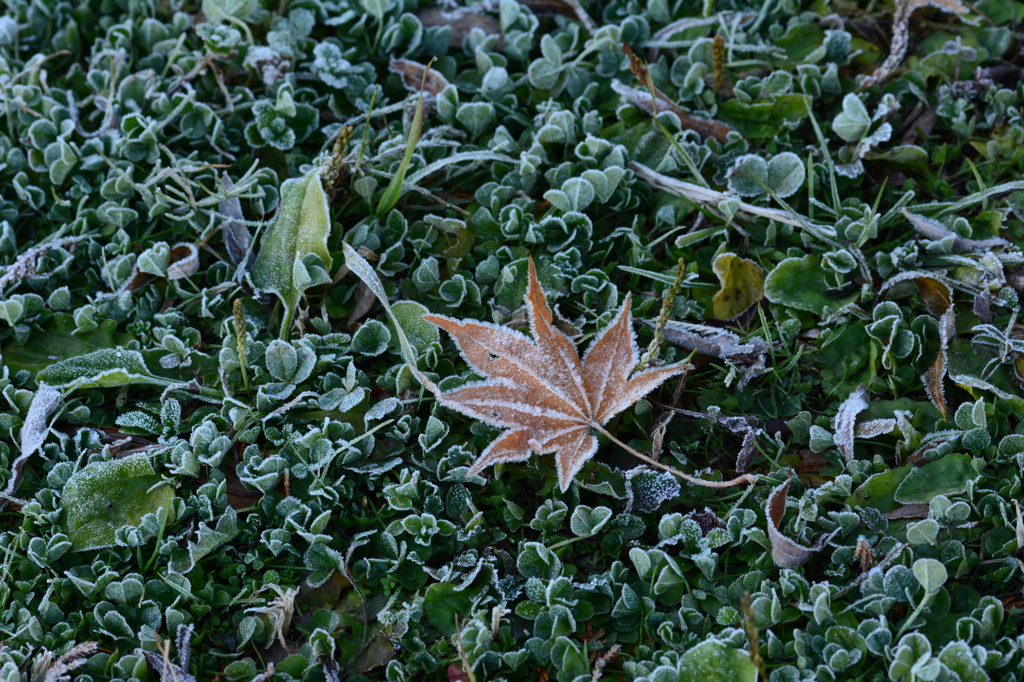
[712,253,764,319]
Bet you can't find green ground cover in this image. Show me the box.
[2,0,1024,680]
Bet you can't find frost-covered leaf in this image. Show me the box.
[652,320,768,390]
[60,455,176,551]
[19,383,60,459]
[765,476,826,568]
[251,167,332,339]
[421,258,689,492]
[711,253,764,319]
[764,255,859,315]
[37,348,171,390]
[833,385,869,463]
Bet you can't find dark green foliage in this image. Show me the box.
[1,0,1024,681]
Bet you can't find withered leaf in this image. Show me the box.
[657,405,762,472]
[765,475,827,568]
[20,383,61,460]
[389,59,450,97]
[711,252,764,320]
[43,641,98,682]
[423,259,690,491]
[924,307,955,421]
[879,270,953,316]
[833,385,869,463]
[854,418,897,439]
[902,209,1010,253]
[611,78,735,143]
[220,174,254,271]
[651,319,768,389]
[166,243,199,280]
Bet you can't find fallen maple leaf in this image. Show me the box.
[341,244,758,494]
[421,259,690,491]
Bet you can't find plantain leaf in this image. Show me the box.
[251,167,333,339]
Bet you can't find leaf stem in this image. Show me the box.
[592,423,757,489]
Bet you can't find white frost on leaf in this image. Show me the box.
[833,385,870,463]
[20,383,61,459]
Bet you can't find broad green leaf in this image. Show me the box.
[678,640,758,682]
[717,94,810,140]
[422,581,484,637]
[37,348,172,390]
[848,464,913,513]
[712,253,764,319]
[251,167,332,339]
[2,313,132,382]
[61,454,175,551]
[388,301,440,354]
[764,255,859,315]
[894,454,978,504]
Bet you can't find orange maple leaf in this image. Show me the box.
[420,259,690,492]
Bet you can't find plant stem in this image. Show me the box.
[592,424,757,488]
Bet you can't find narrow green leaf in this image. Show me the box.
[376,61,432,216]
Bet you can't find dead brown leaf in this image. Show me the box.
[882,504,931,520]
[611,78,736,143]
[389,59,450,97]
[422,259,692,491]
[924,307,955,421]
[651,320,768,389]
[765,474,828,568]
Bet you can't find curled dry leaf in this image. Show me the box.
[421,259,690,491]
[833,385,870,463]
[220,174,254,271]
[389,59,451,97]
[651,319,768,389]
[166,243,199,280]
[879,270,954,317]
[20,383,61,459]
[765,475,827,568]
[902,209,1010,253]
[859,0,970,89]
[924,307,956,421]
[137,649,197,682]
[43,641,98,682]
